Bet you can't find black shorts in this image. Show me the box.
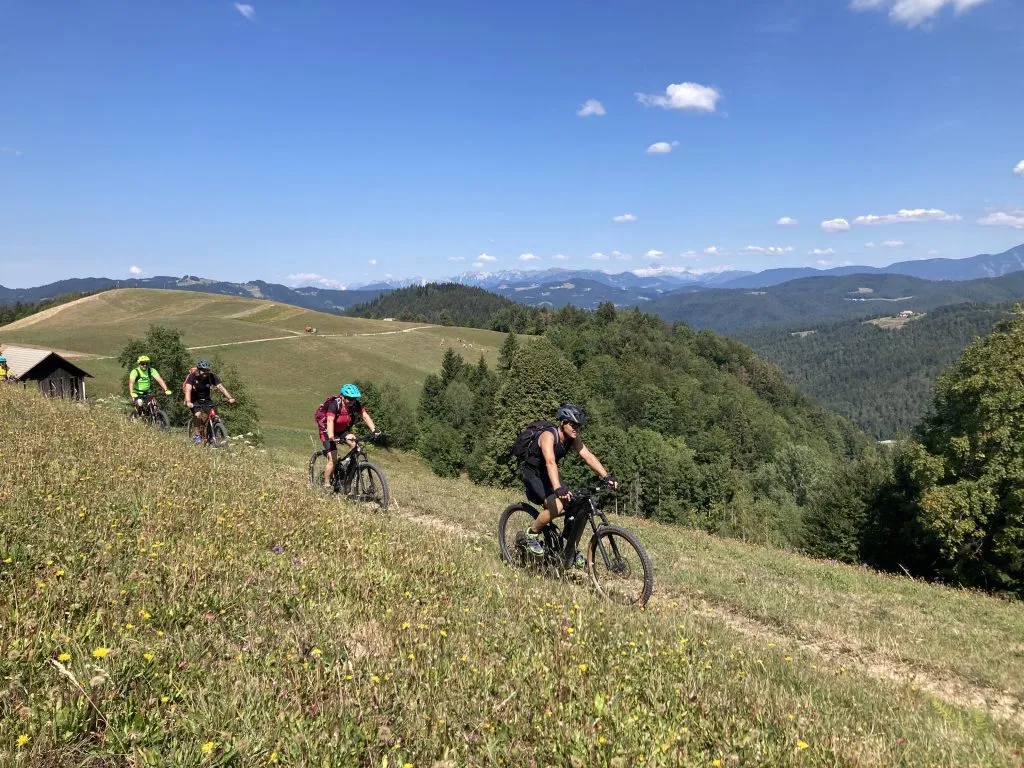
[522,464,555,506]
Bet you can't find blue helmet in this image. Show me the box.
[0,356,6,363]
[340,383,361,398]
[196,360,211,370]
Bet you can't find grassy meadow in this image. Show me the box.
[3,386,1024,766]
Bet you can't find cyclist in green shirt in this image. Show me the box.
[129,355,172,413]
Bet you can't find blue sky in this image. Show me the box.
[2,0,1023,289]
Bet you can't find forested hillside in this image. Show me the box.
[645,271,1024,331]
[734,303,1013,438]
[348,282,543,332]
[406,302,867,550]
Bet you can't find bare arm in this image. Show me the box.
[538,431,563,491]
[578,442,615,485]
[154,374,170,393]
[216,383,235,402]
[184,382,193,408]
[361,410,377,433]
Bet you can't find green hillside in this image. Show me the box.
[0,288,509,449]
[734,303,1015,438]
[3,385,1024,765]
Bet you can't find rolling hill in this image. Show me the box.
[0,288,509,449]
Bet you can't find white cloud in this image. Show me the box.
[448,256,465,262]
[645,249,665,259]
[680,250,700,259]
[865,242,877,248]
[744,245,793,254]
[704,246,723,255]
[476,253,497,263]
[821,218,851,233]
[613,213,637,223]
[128,265,143,276]
[636,82,722,113]
[978,210,1024,229]
[590,252,609,261]
[552,253,568,260]
[518,253,538,261]
[0,146,22,157]
[853,208,960,225]
[776,216,797,226]
[577,99,606,117]
[234,2,255,20]
[882,240,906,248]
[368,259,378,265]
[851,0,991,28]
[810,248,836,256]
[287,272,346,290]
[645,141,678,155]
[612,250,632,260]
[1014,160,1024,177]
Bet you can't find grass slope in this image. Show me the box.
[3,387,1024,766]
[0,288,507,450]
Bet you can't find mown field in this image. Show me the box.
[0,288,506,452]
[3,386,1024,766]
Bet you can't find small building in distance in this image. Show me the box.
[0,345,93,400]
[897,310,915,318]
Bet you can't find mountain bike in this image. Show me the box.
[308,436,390,511]
[185,400,230,448]
[129,393,169,429]
[498,485,654,607]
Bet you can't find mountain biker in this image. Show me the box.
[521,403,617,565]
[184,360,236,442]
[128,355,172,412]
[315,383,380,487]
[0,355,8,380]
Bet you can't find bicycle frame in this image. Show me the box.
[550,488,625,571]
[190,402,226,440]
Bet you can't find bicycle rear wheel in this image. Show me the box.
[348,461,389,511]
[308,452,337,492]
[497,502,539,569]
[587,525,654,607]
[153,409,170,430]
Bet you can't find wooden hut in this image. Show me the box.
[0,345,93,400]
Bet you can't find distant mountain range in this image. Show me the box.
[3,243,1022,332]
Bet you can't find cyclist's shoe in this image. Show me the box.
[572,552,587,570]
[192,434,203,445]
[523,528,545,556]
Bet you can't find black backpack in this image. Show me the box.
[509,420,557,464]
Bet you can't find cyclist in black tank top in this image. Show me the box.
[521,403,617,561]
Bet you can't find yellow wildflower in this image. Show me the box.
[17,734,30,747]
[92,647,110,659]
[58,652,72,662]
[797,740,809,750]
[143,652,155,662]
[201,741,216,755]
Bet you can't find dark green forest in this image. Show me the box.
[348,283,544,333]
[734,303,1014,439]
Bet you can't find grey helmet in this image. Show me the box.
[196,359,211,370]
[556,403,586,427]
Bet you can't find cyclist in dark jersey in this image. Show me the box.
[521,403,617,563]
[184,360,235,441]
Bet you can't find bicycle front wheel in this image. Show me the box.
[153,409,170,430]
[587,525,654,608]
[209,420,229,448]
[348,461,389,511]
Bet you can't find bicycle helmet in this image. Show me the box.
[137,355,151,364]
[196,360,211,371]
[0,356,6,363]
[556,403,586,427]
[340,383,361,398]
